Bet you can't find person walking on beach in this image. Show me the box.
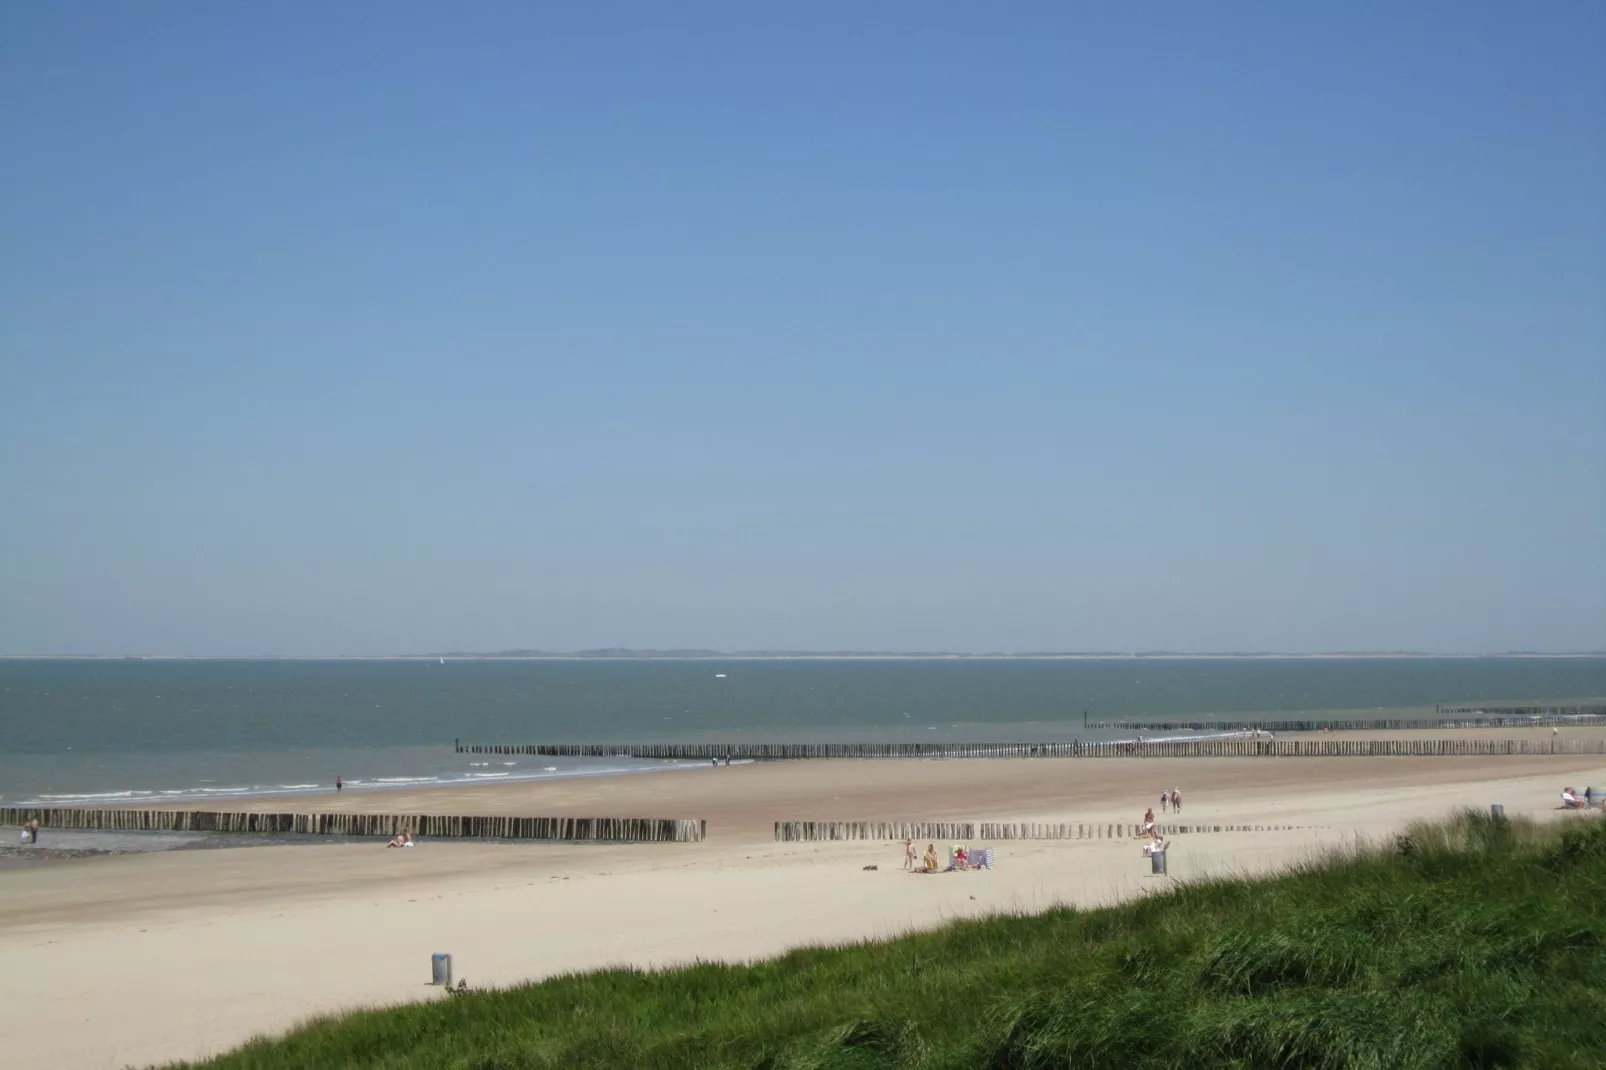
[1171,788,1181,814]
[903,838,917,871]
[1160,790,1169,814]
[336,775,343,793]
[26,819,40,844]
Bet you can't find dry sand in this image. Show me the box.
[2,754,1603,1070]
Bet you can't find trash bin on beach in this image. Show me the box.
[431,953,452,986]
[1150,850,1167,876]
[1490,804,1505,822]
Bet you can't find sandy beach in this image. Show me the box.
[3,751,1604,1070]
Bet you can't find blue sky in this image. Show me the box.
[2,4,1602,655]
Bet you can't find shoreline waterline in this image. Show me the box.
[7,731,1269,807]
[7,756,747,808]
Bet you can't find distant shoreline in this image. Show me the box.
[3,652,1605,662]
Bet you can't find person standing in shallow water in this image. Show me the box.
[336,776,343,793]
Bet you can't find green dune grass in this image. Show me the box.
[174,812,1605,1070]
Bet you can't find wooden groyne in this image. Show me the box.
[776,821,1308,841]
[1089,705,1606,732]
[0,808,705,842]
[456,738,1606,760]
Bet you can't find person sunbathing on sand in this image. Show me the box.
[1139,807,1158,838]
[1561,787,1582,809]
[922,844,939,872]
[387,834,406,847]
[953,845,969,870]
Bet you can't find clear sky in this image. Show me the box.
[2,4,1602,656]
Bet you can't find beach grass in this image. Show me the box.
[174,811,1606,1069]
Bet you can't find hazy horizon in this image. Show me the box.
[7,649,1606,661]
[3,5,1603,657]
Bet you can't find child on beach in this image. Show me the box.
[1160,790,1169,814]
[903,839,916,871]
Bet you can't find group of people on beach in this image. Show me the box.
[1140,788,1182,836]
[16,819,41,845]
[386,832,415,848]
[904,840,938,872]
[1136,787,1184,856]
[903,840,928,871]
[1559,786,1600,810]
[903,839,979,873]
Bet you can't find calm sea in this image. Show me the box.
[2,657,1603,805]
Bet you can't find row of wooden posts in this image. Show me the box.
[0,808,705,842]
[774,821,1307,842]
[0,806,1297,844]
[1089,707,1606,731]
[456,738,1606,760]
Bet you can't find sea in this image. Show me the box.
[2,657,1603,807]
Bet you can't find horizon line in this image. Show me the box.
[4,649,1606,661]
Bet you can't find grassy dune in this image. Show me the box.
[177,813,1605,1069]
